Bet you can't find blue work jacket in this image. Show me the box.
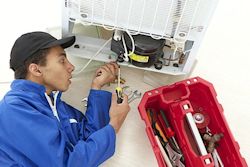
[0,79,116,167]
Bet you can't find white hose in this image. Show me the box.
[72,38,112,77]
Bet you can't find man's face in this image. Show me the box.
[40,46,75,93]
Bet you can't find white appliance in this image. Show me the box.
[62,0,218,75]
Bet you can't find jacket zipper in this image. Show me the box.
[44,92,60,121]
[44,92,75,149]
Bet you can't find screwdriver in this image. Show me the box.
[146,109,168,143]
[116,66,123,104]
[160,109,185,163]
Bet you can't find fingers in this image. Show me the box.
[121,94,128,103]
[111,92,117,104]
[98,66,110,76]
[104,62,119,76]
[109,62,119,74]
[95,68,102,77]
[96,62,118,77]
[105,62,118,76]
[93,62,119,89]
[112,92,129,105]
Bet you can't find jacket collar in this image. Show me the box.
[10,79,62,99]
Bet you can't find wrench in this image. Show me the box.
[128,90,142,103]
[122,86,132,96]
[81,97,88,107]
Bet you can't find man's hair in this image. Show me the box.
[14,49,49,79]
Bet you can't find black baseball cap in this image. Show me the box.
[10,31,76,71]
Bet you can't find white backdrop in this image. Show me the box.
[0,0,249,165]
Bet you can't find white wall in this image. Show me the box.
[190,0,250,164]
[0,0,61,82]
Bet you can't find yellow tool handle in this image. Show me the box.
[146,110,168,143]
[116,66,123,104]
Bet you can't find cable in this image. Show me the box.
[126,31,135,56]
[96,26,101,38]
[121,31,135,62]
[0,81,12,85]
[121,34,129,62]
[183,49,191,54]
[72,38,112,77]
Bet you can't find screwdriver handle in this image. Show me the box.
[116,87,123,104]
[160,110,170,127]
[117,97,123,104]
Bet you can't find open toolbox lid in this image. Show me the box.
[138,77,247,167]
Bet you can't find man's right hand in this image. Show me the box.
[109,93,130,133]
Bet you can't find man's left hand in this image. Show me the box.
[91,62,119,90]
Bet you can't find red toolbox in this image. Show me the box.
[138,77,247,167]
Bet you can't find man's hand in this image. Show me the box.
[91,62,119,90]
[109,93,130,133]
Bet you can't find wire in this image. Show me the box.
[72,38,112,77]
[96,26,101,38]
[121,31,135,62]
[0,81,12,85]
[126,31,135,56]
[121,34,129,62]
[183,49,191,54]
[172,46,178,59]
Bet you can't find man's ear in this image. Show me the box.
[28,63,42,77]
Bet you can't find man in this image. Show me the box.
[0,31,130,167]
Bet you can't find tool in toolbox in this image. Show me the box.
[147,109,174,166]
[193,112,210,131]
[155,135,173,167]
[164,142,185,167]
[212,149,224,167]
[202,132,223,153]
[159,110,184,159]
[192,110,224,167]
[147,109,168,145]
[138,77,248,167]
[203,128,224,167]
[183,104,209,158]
[115,66,123,104]
[147,109,185,167]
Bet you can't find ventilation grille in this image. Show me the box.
[68,0,212,41]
